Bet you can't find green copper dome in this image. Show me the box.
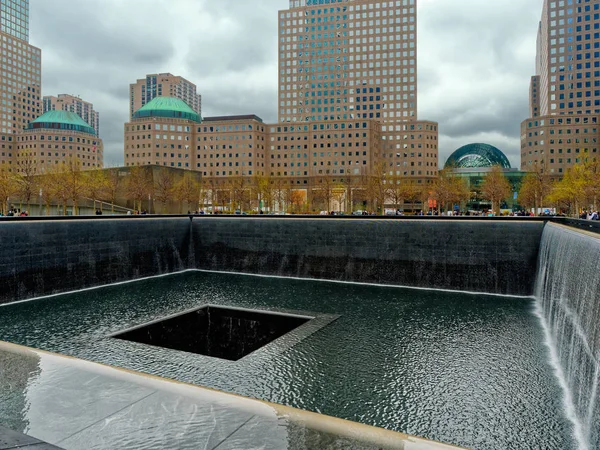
[133,97,201,122]
[444,143,511,169]
[28,111,96,135]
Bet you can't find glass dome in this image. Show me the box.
[445,143,511,169]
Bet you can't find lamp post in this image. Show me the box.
[39,188,42,216]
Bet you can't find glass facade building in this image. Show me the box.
[0,0,28,42]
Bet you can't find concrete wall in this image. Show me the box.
[193,218,544,296]
[0,217,192,304]
[0,217,546,305]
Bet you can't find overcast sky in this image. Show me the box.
[30,0,542,168]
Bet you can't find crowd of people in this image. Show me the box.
[1,206,600,220]
[0,208,29,217]
[580,209,600,220]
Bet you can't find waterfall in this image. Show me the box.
[535,223,600,450]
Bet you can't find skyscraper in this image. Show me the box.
[1,0,29,42]
[0,0,41,175]
[129,73,202,120]
[278,0,417,124]
[521,0,600,175]
[277,0,438,184]
[43,94,100,136]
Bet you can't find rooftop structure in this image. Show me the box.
[132,97,201,123]
[445,143,512,169]
[15,110,103,172]
[43,94,100,136]
[28,110,97,135]
[129,73,202,120]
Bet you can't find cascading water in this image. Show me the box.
[535,223,600,450]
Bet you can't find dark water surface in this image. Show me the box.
[0,271,575,449]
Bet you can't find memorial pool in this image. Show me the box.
[0,270,575,450]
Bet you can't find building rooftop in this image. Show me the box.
[203,115,264,123]
[28,110,96,135]
[133,97,201,123]
[445,143,512,169]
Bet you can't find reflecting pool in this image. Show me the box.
[0,271,575,449]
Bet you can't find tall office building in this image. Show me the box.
[129,73,202,120]
[277,0,438,183]
[1,0,28,42]
[0,0,41,173]
[43,94,100,136]
[278,0,416,124]
[521,0,600,175]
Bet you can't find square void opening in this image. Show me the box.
[113,306,310,361]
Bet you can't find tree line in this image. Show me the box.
[0,157,597,216]
[519,159,600,216]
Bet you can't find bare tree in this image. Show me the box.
[154,170,175,214]
[62,157,87,215]
[387,174,405,212]
[197,178,211,212]
[85,169,110,212]
[15,148,37,212]
[401,182,424,213]
[272,177,289,213]
[173,171,199,213]
[518,162,553,213]
[366,162,389,215]
[37,171,57,216]
[481,166,512,215]
[289,189,306,213]
[312,175,336,212]
[125,166,153,212]
[103,170,122,215]
[545,161,600,217]
[229,176,250,212]
[431,169,470,214]
[47,165,70,216]
[259,175,275,212]
[0,169,19,215]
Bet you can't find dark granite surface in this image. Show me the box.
[0,218,191,304]
[0,216,546,305]
[193,218,544,296]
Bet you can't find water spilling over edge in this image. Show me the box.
[535,223,600,450]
